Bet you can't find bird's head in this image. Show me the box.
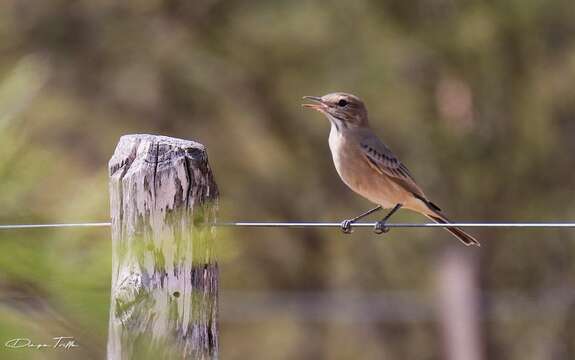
[302,92,368,129]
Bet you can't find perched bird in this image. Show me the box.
[303,92,480,246]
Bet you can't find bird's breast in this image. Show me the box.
[328,126,404,208]
[328,126,347,177]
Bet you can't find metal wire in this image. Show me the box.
[2,221,575,230]
[0,222,112,229]
[217,222,575,228]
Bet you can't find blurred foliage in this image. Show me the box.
[1,0,575,359]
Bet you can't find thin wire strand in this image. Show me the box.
[217,222,575,228]
[2,221,575,230]
[0,223,112,229]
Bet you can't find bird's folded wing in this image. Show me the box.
[359,135,428,201]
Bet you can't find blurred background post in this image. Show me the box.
[438,248,483,360]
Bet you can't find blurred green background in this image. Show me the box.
[1,0,575,359]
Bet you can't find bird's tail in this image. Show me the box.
[425,211,480,247]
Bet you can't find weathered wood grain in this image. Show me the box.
[107,134,219,360]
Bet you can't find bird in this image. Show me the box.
[302,92,480,246]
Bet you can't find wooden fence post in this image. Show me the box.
[107,134,219,359]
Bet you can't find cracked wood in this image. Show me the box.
[107,134,219,360]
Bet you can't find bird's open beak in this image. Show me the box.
[302,96,325,112]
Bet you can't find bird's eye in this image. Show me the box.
[337,99,348,107]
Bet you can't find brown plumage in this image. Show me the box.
[303,92,479,246]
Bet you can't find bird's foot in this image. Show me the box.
[340,219,353,234]
[374,221,390,234]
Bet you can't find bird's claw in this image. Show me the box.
[374,221,390,234]
[341,219,353,234]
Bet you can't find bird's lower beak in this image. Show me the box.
[302,96,325,111]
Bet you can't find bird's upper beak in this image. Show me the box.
[302,96,326,112]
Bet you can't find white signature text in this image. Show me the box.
[5,337,79,350]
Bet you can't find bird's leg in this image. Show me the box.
[374,204,402,234]
[341,205,383,234]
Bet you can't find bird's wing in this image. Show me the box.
[359,133,437,209]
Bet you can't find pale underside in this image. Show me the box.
[328,124,432,215]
